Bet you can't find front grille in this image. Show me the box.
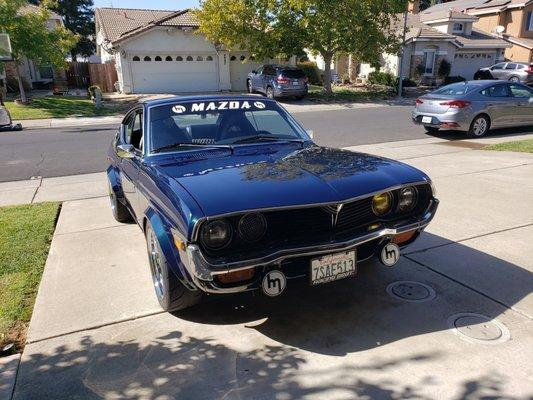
[200,183,433,260]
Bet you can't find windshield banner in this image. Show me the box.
[171,100,268,114]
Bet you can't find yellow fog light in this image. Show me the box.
[372,192,392,216]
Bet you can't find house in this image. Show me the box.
[95,7,264,94]
[4,5,65,90]
[356,8,511,82]
[423,0,533,63]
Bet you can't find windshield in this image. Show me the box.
[149,100,304,152]
[432,83,478,96]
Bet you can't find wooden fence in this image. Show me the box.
[88,61,118,93]
[66,62,90,88]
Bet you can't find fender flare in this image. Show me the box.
[106,166,125,201]
[144,208,197,291]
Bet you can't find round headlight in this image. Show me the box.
[398,186,418,211]
[200,219,232,250]
[372,192,392,216]
[238,213,267,243]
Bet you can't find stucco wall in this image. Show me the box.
[504,44,533,62]
[503,8,524,37]
[119,29,217,54]
[520,3,533,39]
[474,13,502,33]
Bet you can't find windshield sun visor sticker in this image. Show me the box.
[171,100,267,114]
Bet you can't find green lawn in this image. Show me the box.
[5,96,123,120]
[0,202,60,351]
[308,84,394,102]
[484,139,533,154]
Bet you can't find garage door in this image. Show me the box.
[451,52,496,80]
[131,54,219,93]
[229,53,261,91]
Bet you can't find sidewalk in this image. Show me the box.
[4,137,533,399]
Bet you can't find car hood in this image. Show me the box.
[154,145,429,216]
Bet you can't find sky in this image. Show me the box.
[93,0,200,10]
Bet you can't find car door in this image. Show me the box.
[489,63,507,80]
[262,66,276,91]
[502,63,518,80]
[508,83,533,125]
[480,84,515,127]
[118,108,144,219]
[251,66,264,93]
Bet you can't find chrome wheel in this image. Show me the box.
[472,117,488,136]
[247,80,253,93]
[108,182,117,212]
[509,76,519,82]
[267,87,274,99]
[148,229,165,300]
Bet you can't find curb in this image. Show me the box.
[0,353,21,400]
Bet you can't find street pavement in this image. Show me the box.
[3,135,532,399]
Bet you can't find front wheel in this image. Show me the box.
[509,76,520,83]
[108,181,132,223]
[145,223,202,312]
[468,115,490,138]
[266,86,275,99]
[247,80,254,94]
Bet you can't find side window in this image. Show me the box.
[264,66,275,75]
[505,63,517,70]
[509,84,533,98]
[491,63,506,70]
[131,111,143,150]
[480,85,510,97]
[255,66,263,75]
[122,114,134,145]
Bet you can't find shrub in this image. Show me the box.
[88,85,102,98]
[414,64,426,79]
[438,58,452,78]
[444,75,466,85]
[368,71,395,87]
[297,61,322,85]
[341,73,351,84]
[396,77,417,87]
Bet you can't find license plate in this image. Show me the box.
[292,81,300,86]
[422,116,432,123]
[310,250,357,285]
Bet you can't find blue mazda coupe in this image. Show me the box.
[107,96,438,311]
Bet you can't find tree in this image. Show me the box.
[0,0,78,102]
[24,0,95,58]
[196,0,408,93]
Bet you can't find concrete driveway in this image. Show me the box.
[8,136,533,399]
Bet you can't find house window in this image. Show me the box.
[527,11,533,31]
[423,49,436,75]
[176,56,183,61]
[206,55,213,61]
[154,56,162,62]
[132,56,140,61]
[197,56,203,61]
[452,23,464,33]
[143,56,151,61]
[165,56,173,61]
[186,56,193,61]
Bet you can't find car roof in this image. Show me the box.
[141,95,278,107]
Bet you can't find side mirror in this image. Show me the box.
[117,144,135,159]
[306,129,314,139]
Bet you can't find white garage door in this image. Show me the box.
[131,54,219,94]
[229,53,261,91]
[451,52,496,80]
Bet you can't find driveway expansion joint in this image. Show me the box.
[55,223,134,237]
[405,255,532,321]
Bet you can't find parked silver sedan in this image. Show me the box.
[412,80,533,137]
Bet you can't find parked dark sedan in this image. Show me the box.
[247,65,308,99]
[108,96,438,311]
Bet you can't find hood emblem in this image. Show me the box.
[323,204,344,227]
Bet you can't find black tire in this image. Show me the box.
[108,181,132,223]
[266,86,275,99]
[467,114,490,138]
[247,80,254,94]
[145,223,202,312]
[424,126,439,134]
[509,76,520,82]
[294,95,305,100]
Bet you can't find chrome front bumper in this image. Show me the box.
[183,199,439,293]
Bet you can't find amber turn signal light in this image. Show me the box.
[216,268,255,284]
[392,230,417,245]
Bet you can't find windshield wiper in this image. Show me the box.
[231,135,304,145]
[152,143,233,154]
